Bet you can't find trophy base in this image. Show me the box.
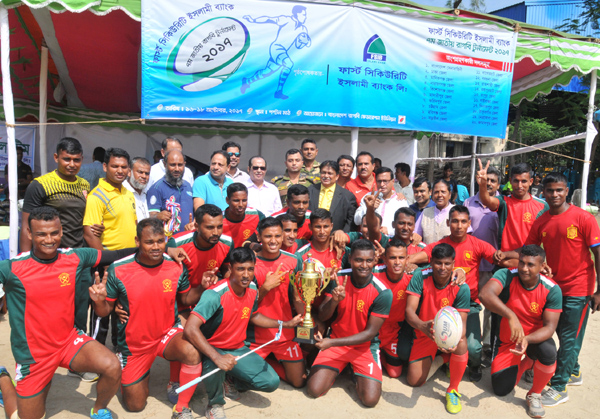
[293,325,318,345]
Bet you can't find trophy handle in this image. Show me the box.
[316,269,331,298]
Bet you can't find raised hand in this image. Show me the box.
[330,230,349,253]
[264,263,286,292]
[184,213,195,231]
[89,271,108,303]
[331,277,346,302]
[373,240,385,261]
[201,268,219,289]
[364,190,381,211]
[476,159,490,187]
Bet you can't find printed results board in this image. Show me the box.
[142,0,517,137]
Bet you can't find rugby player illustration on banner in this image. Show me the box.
[240,5,312,99]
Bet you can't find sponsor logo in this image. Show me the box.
[74,337,84,345]
[243,229,252,239]
[398,115,406,124]
[529,302,540,314]
[440,298,450,308]
[356,300,365,312]
[397,290,405,300]
[163,279,173,293]
[241,307,251,319]
[567,225,578,240]
[363,34,387,63]
[523,212,532,223]
[59,273,71,287]
[207,259,218,269]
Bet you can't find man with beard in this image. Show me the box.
[148,137,194,189]
[272,184,312,240]
[193,151,233,211]
[222,141,250,183]
[124,157,151,221]
[147,149,194,236]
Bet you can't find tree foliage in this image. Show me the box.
[556,0,600,36]
[445,0,486,13]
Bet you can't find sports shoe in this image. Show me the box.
[206,404,227,419]
[541,388,569,407]
[523,369,534,384]
[567,372,583,386]
[223,376,240,401]
[526,393,545,418]
[469,366,482,382]
[69,370,99,382]
[167,381,180,404]
[172,406,194,419]
[90,408,113,419]
[445,390,462,414]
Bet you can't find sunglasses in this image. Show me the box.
[227,152,241,157]
[252,166,266,171]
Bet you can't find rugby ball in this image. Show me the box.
[433,306,463,350]
[167,17,250,92]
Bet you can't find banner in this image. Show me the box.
[141,0,517,137]
[0,124,36,174]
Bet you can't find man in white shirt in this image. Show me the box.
[222,141,251,183]
[123,157,151,221]
[354,167,408,235]
[244,156,282,216]
[147,137,194,189]
[394,162,414,204]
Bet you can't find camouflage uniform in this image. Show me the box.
[301,161,321,184]
[271,171,316,207]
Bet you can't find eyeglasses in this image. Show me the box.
[227,152,241,157]
[376,179,392,184]
[252,166,266,171]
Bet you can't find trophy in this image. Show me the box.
[290,254,331,344]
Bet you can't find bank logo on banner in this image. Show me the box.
[363,35,386,63]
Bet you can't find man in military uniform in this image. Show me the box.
[300,138,320,183]
[272,148,316,207]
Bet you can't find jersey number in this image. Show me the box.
[286,345,299,358]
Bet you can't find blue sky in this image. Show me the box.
[415,0,524,13]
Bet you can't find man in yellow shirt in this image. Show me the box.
[308,161,357,232]
[83,148,137,251]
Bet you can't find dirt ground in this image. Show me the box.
[1,310,599,419]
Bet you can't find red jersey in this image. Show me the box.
[222,208,264,248]
[346,232,425,255]
[272,207,312,239]
[295,241,343,270]
[423,235,496,302]
[373,265,411,347]
[0,248,100,364]
[168,231,233,287]
[192,279,259,350]
[524,205,600,297]
[407,268,470,339]
[252,251,303,343]
[106,254,190,356]
[345,175,377,206]
[324,269,392,348]
[491,268,562,344]
[495,194,548,251]
[282,240,300,254]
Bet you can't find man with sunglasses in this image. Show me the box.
[222,141,250,183]
[245,156,282,216]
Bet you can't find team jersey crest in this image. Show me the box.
[523,212,532,223]
[59,273,71,287]
[163,279,173,292]
[529,302,540,314]
[241,306,251,319]
[567,225,578,240]
[356,300,365,312]
[441,297,450,307]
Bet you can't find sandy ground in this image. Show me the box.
[1,310,600,419]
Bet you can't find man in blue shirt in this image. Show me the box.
[193,150,233,211]
[147,149,194,236]
[78,146,105,190]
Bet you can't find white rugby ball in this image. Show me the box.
[166,17,250,92]
[433,306,463,350]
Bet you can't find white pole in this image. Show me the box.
[39,42,48,175]
[410,137,418,181]
[350,127,359,178]
[1,5,20,257]
[470,136,478,195]
[580,69,597,208]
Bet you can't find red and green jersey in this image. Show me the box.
[282,239,301,254]
[494,194,548,251]
[524,205,600,297]
[346,232,426,255]
[296,240,346,270]
[192,279,259,350]
[372,265,411,347]
[324,270,392,348]
[106,254,190,356]
[168,231,233,287]
[422,235,496,302]
[222,208,265,248]
[407,268,470,339]
[272,207,312,239]
[0,248,100,364]
[491,268,562,344]
[251,251,303,343]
